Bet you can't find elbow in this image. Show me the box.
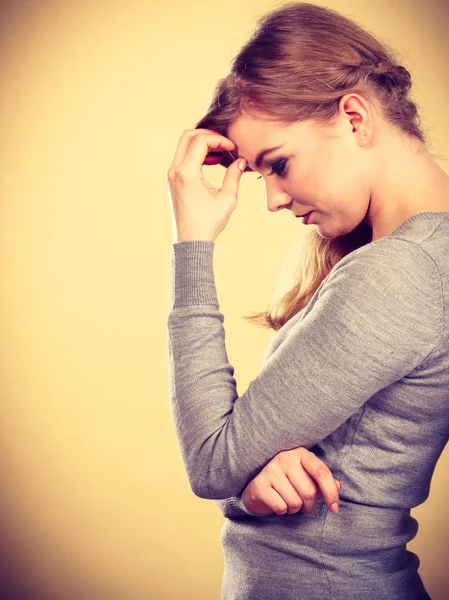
[183,438,242,499]
[190,473,240,500]
[191,482,213,499]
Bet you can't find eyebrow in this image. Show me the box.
[254,144,285,169]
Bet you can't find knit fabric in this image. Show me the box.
[167,212,449,600]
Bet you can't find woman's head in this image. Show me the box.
[194,1,429,329]
[227,95,386,240]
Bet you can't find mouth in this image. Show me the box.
[295,210,314,224]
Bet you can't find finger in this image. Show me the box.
[300,452,340,514]
[278,468,319,513]
[203,152,224,166]
[267,471,309,514]
[316,479,341,496]
[221,158,246,197]
[195,129,235,165]
[245,480,288,515]
[181,133,235,174]
[254,485,291,516]
[168,128,228,173]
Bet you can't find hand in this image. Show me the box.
[242,447,342,516]
[166,128,246,243]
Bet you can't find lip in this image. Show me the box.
[296,210,313,223]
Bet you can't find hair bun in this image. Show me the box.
[359,59,411,93]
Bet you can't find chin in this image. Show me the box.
[317,231,339,240]
[314,223,343,240]
[315,221,356,240]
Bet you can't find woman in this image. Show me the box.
[166,2,449,599]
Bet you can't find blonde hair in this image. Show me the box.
[194,1,430,331]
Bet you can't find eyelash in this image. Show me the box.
[257,158,288,179]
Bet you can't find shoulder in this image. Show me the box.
[313,238,443,349]
[324,237,441,296]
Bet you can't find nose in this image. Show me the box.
[265,186,293,212]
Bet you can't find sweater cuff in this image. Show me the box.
[170,241,219,308]
[226,495,271,517]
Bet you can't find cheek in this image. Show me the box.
[289,140,366,204]
[292,142,340,196]
[292,156,340,199]
[292,161,366,216]
[319,146,365,198]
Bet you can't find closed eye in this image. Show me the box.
[257,158,289,179]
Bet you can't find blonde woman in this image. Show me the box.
[167,2,448,598]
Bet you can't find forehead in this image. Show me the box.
[227,114,312,166]
[227,114,287,147]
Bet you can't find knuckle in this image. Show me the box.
[295,446,308,456]
[275,451,290,465]
[265,454,282,471]
[300,490,316,502]
[285,446,305,459]
[276,504,287,515]
[175,166,191,180]
[284,447,306,464]
[263,461,279,475]
[251,478,265,493]
[315,464,331,479]
[247,492,258,506]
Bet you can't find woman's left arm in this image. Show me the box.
[167,238,442,500]
[214,494,268,518]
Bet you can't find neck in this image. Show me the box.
[365,134,449,241]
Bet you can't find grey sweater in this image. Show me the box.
[167,212,449,600]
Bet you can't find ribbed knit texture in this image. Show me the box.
[167,212,449,600]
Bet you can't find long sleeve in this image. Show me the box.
[214,494,272,518]
[167,238,442,500]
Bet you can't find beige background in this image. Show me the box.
[0,0,448,598]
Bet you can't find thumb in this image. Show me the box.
[221,158,246,197]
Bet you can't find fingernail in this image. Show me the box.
[330,502,339,514]
[238,159,246,171]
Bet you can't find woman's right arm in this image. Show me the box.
[215,446,342,518]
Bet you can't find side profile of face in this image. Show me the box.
[227,94,375,239]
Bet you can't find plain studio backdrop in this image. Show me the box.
[0,0,448,598]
